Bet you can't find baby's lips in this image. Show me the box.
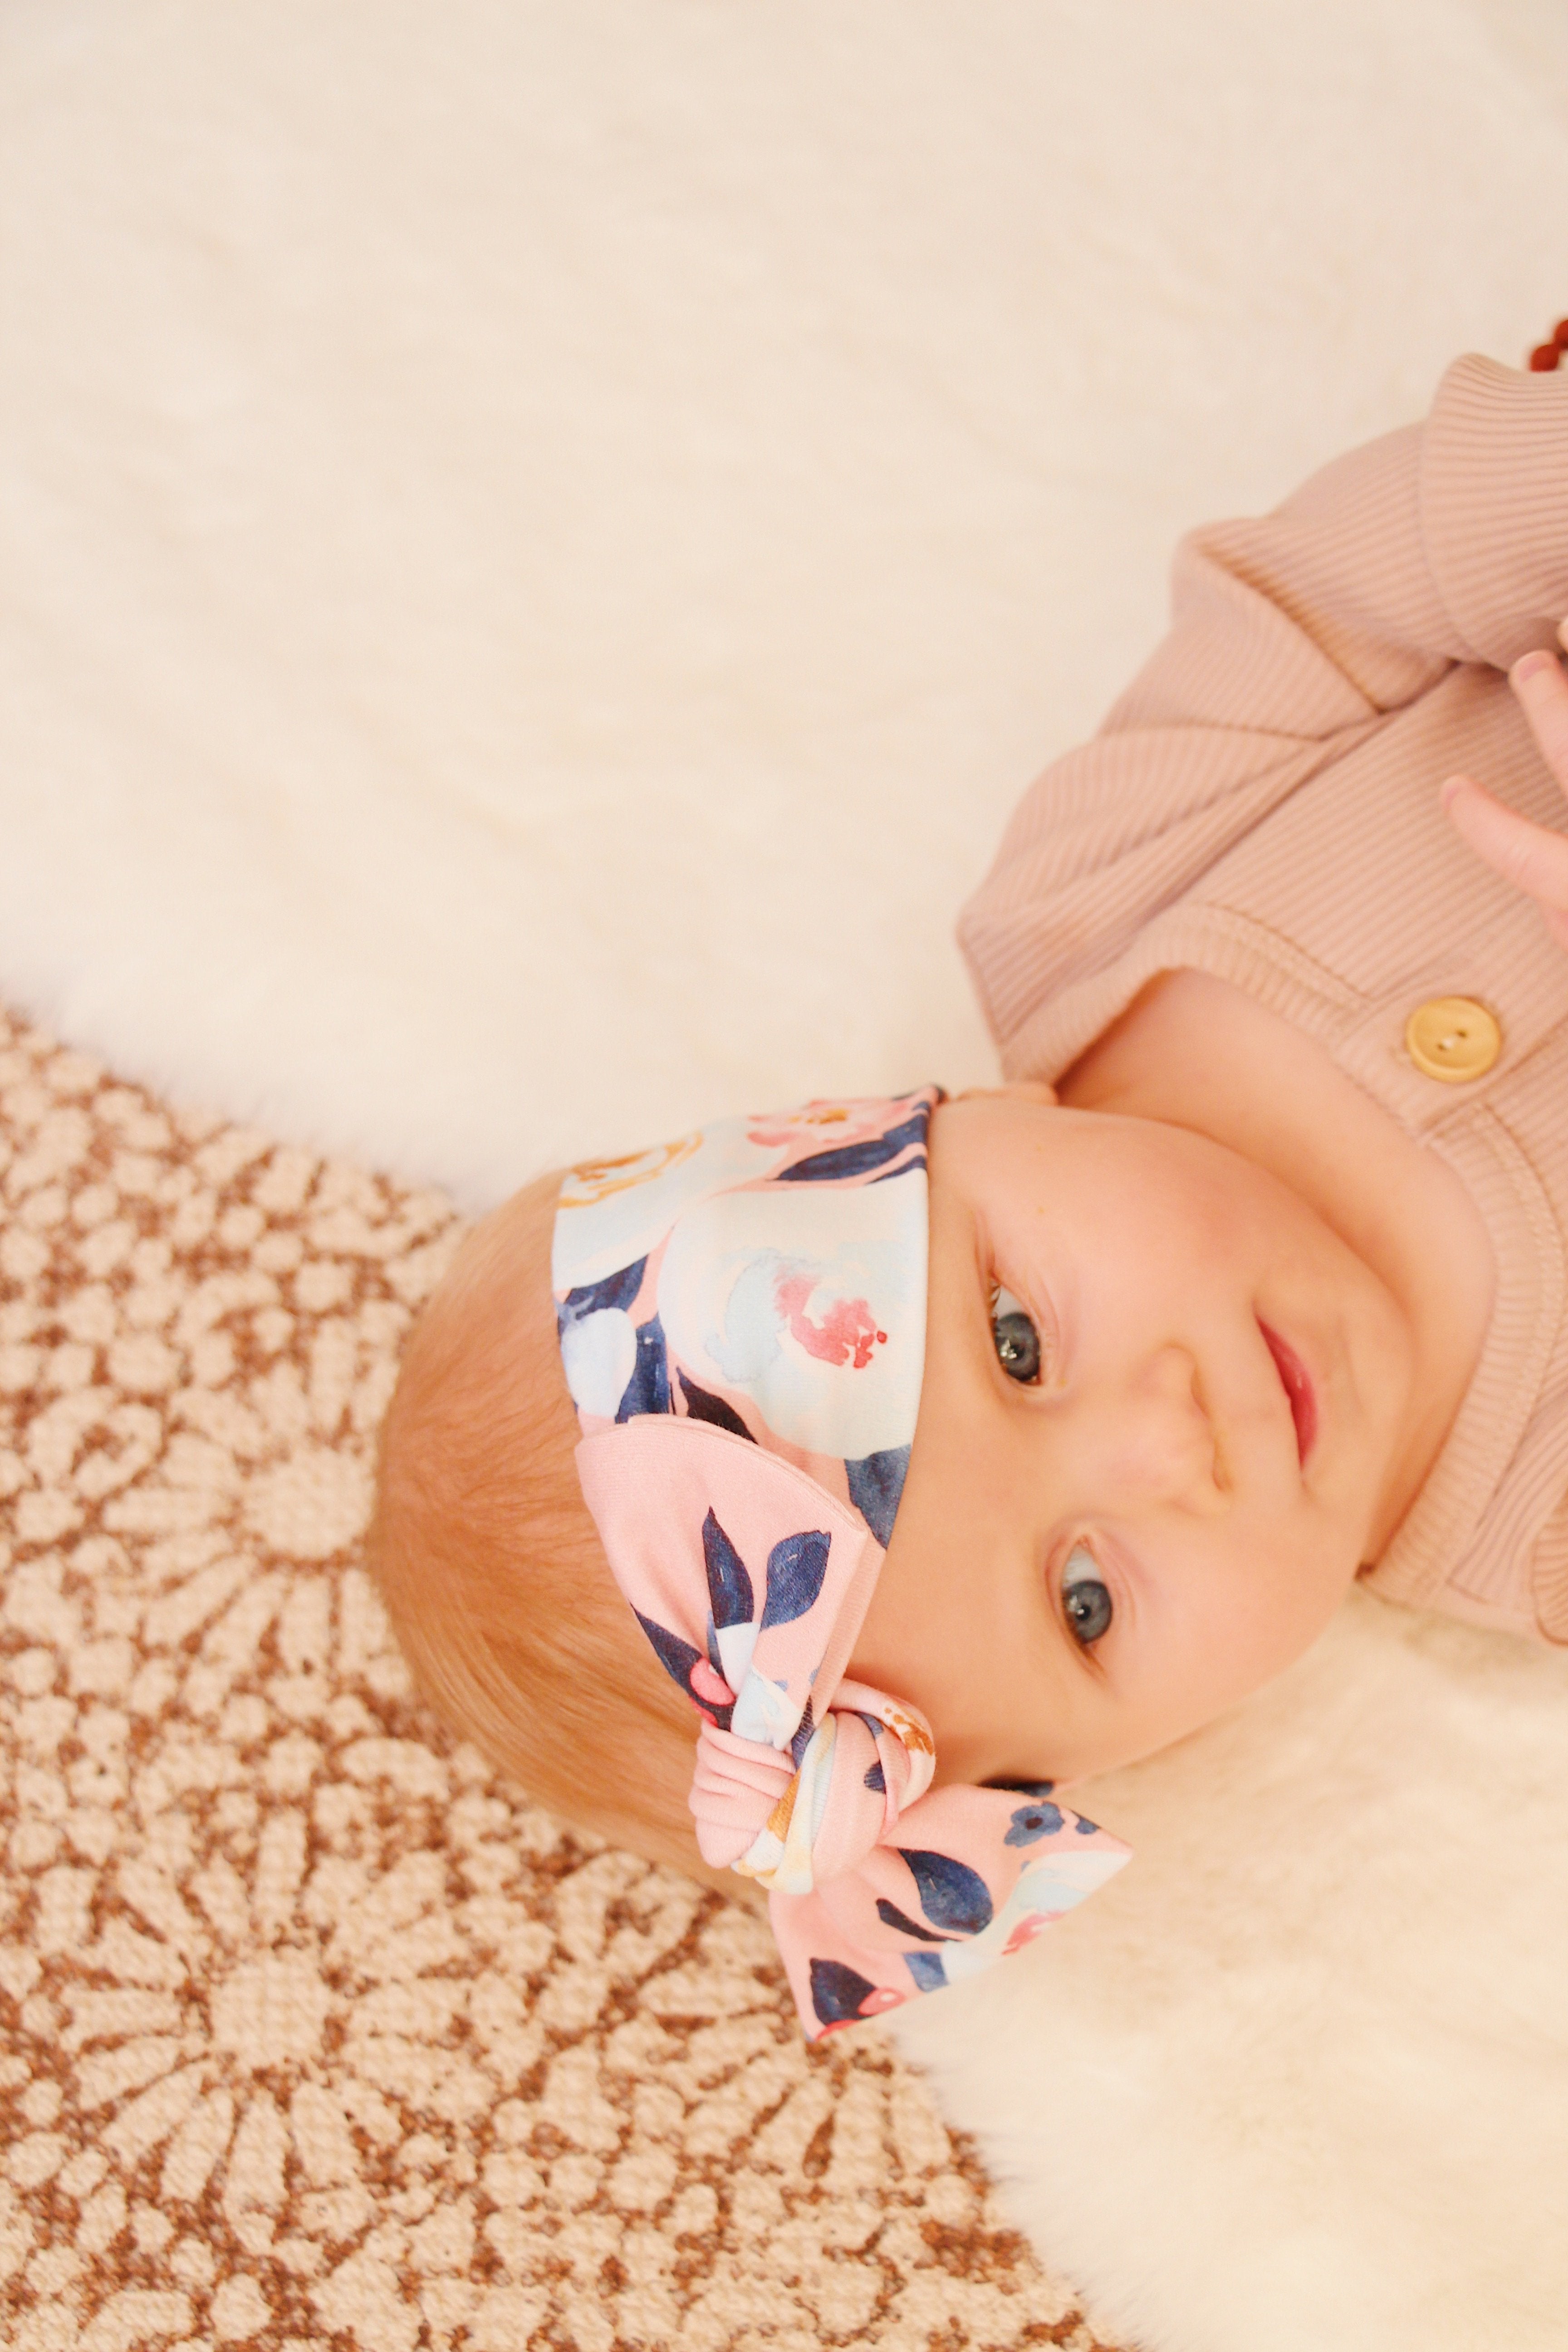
[1258,1319,1316,1469]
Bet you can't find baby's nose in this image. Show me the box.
[1092,1347,1226,1509]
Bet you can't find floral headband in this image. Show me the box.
[552,1089,1129,2038]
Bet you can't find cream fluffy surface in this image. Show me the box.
[897,1592,1568,2350]
[3,4,1568,2347]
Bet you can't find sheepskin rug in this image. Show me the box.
[5,4,1568,2348]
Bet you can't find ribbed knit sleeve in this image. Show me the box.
[1108,355,1568,735]
[960,356,1568,1064]
[1104,423,1454,740]
[1422,354,1568,669]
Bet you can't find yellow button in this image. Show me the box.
[1404,996,1502,1083]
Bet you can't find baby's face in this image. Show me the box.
[850,1089,1417,1787]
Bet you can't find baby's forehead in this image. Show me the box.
[928,1088,1228,1198]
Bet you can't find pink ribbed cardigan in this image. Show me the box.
[959,355,1568,1642]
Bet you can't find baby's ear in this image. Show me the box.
[952,1078,1058,1108]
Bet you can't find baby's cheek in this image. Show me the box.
[1220,1534,1358,1680]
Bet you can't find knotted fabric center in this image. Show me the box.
[689,1678,937,1885]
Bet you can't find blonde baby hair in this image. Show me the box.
[368,1172,751,1904]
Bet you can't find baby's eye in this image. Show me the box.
[990,1285,1041,1384]
[1062,1543,1113,1647]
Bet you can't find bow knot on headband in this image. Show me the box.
[554,1089,1129,2038]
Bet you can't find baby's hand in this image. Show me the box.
[1442,621,1568,950]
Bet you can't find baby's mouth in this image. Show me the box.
[1258,1321,1317,1467]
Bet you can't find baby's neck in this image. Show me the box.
[1056,968,1494,1558]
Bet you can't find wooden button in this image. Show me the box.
[1404,996,1502,1083]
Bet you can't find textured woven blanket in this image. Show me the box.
[0,1004,1117,2352]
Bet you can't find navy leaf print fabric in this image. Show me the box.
[774,1108,929,1185]
[676,1371,755,1441]
[701,1509,754,1631]
[874,1897,951,1944]
[557,1256,647,1330]
[899,1847,995,1936]
[809,1958,879,2027]
[760,1529,832,1627]
[632,1609,704,1696]
[845,1446,911,1547]
[789,1695,816,1769]
[614,1313,671,1421]
[903,1950,948,1992]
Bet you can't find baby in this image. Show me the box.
[371,351,1568,2035]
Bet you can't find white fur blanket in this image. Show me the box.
[5,3,1568,2345]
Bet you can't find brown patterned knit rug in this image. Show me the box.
[0,1002,1120,2352]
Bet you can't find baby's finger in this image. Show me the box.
[1441,773,1568,911]
[1510,649,1568,800]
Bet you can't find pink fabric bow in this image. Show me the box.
[578,1418,1130,2038]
